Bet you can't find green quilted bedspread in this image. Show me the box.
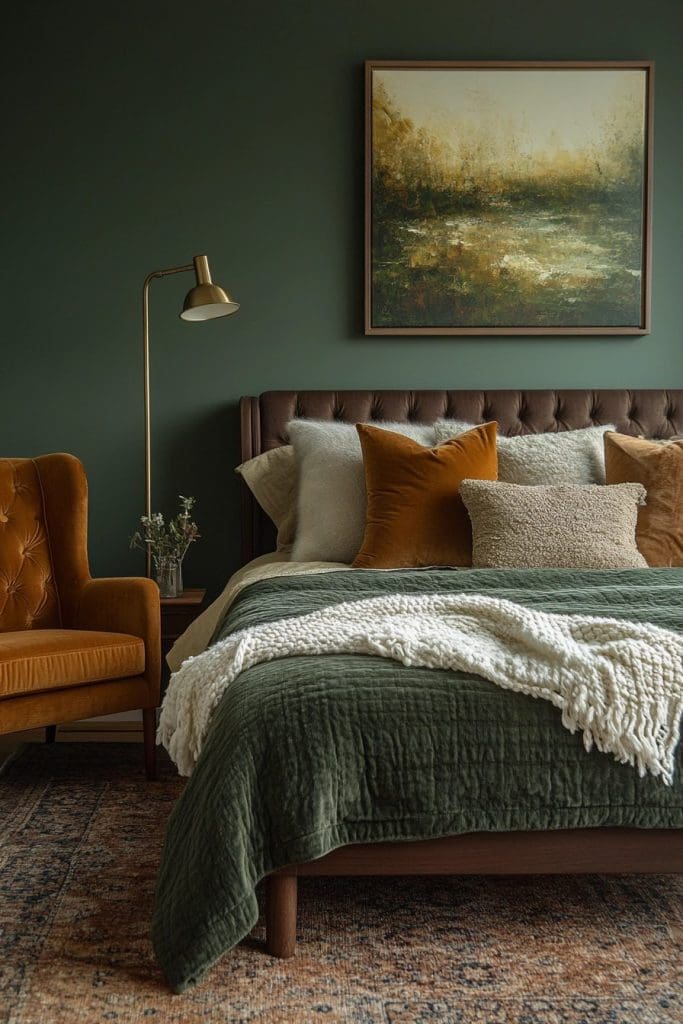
[152,567,683,991]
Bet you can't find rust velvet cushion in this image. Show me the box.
[0,629,145,698]
[352,422,498,569]
[604,431,683,566]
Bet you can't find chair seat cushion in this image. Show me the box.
[0,629,145,698]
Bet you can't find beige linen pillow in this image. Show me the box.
[460,480,648,569]
[236,446,297,551]
[435,421,614,484]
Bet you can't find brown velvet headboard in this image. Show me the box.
[239,389,683,563]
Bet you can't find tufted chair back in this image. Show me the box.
[0,455,90,632]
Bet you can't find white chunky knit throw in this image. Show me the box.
[158,594,683,782]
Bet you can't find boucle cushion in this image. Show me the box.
[460,480,648,569]
[605,431,683,566]
[289,419,435,563]
[236,446,297,551]
[434,421,614,485]
[353,422,498,569]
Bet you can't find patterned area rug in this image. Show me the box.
[1,743,681,1024]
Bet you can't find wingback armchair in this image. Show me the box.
[0,454,160,777]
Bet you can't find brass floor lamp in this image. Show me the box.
[142,254,239,576]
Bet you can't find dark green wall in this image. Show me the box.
[3,0,682,596]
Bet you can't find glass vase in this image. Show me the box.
[155,556,181,599]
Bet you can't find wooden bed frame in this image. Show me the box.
[239,389,683,958]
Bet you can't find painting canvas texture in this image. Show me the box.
[367,65,650,333]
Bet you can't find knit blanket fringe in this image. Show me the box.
[158,593,683,782]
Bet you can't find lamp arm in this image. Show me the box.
[142,263,194,577]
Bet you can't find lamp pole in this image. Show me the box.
[141,256,239,577]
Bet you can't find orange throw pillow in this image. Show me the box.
[604,431,683,566]
[353,422,498,569]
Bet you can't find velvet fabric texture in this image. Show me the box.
[0,629,144,697]
[0,458,62,630]
[353,422,498,569]
[0,454,160,734]
[153,566,683,991]
[604,431,683,566]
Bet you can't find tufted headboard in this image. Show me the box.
[239,389,683,562]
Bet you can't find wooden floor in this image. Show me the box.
[0,722,144,761]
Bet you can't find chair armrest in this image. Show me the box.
[74,577,161,706]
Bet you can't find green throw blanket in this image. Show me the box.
[152,567,683,991]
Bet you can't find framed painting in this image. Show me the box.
[364,61,653,335]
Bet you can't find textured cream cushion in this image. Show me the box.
[236,446,297,551]
[435,421,614,484]
[289,420,435,563]
[460,480,648,569]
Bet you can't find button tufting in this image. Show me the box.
[249,390,683,556]
[0,458,62,630]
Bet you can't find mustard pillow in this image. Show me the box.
[353,422,498,569]
[604,431,683,566]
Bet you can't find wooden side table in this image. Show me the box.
[161,589,206,690]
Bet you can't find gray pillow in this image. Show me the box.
[288,420,436,563]
[435,420,614,485]
[460,480,648,569]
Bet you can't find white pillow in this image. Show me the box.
[288,420,435,563]
[434,420,614,485]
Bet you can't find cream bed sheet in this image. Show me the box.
[166,553,347,672]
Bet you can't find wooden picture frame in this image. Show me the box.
[364,61,654,336]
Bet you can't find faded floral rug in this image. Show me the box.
[0,743,681,1024]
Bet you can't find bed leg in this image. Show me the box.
[266,873,297,958]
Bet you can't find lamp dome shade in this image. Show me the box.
[180,283,240,321]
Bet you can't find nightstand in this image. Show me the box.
[161,589,206,688]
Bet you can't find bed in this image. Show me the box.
[152,388,683,991]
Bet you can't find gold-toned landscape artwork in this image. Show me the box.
[366,63,652,334]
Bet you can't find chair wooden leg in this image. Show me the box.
[142,708,157,780]
[45,725,57,743]
[266,873,298,958]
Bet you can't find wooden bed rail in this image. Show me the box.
[265,828,683,957]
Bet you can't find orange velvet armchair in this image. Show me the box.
[0,454,161,777]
